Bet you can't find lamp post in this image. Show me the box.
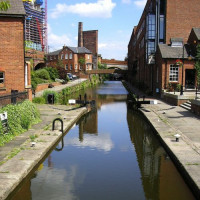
[180,45,184,95]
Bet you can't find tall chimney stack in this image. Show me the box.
[78,22,83,47]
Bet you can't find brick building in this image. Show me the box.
[46,46,93,75]
[128,0,200,95]
[0,0,32,101]
[78,22,98,69]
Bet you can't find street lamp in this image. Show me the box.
[180,46,184,95]
[176,45,192,95]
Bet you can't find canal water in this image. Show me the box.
[12,81,195,200]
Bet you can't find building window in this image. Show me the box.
[147,14,156,40]
[88,55,90,60]
[75,64,78,69]
[65,54,68,60]
[69,53,72,59]
[61,54,64,59]
[169,65,179,82]
[0,72,4,86]
[147,41,155,57]
[65,64,68,70]
[159,15,165,41]
[70,64,72,70]
[50,56,52,60]
[79,65,83,70]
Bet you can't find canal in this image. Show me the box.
[12,81,195,200]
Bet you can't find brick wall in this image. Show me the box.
[35,82,62,93]
[0,17,25,95]
[83,30,98,56]
[166,0,200,44]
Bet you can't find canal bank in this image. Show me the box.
[0,104,90,200]
[125,82,200,199]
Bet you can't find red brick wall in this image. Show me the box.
[83,30,98,55]
[166,0,200,44]
[35,82,62,92]
[0,17,25,95]
[101,59,127,66]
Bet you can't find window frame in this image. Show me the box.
[0,71,5,86]
[169,64,179,82]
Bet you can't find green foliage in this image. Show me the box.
[25,40,34,51]
[42,90,60,104]
[98,62,107,69]
[78,57,86,65]
[0,1,10,11]
[31,69,52,90]
[32,97,46,104]
[57,58,64,68]
[195,44,200,87]
[30,134,38,142]
[56,66,67,80]
[35,69,51,80]
[44,67,59,81]
[0,100,40,146]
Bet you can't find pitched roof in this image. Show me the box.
[192,28,200,40]
[158,44,192,59]
[47,49,61,56]
[47,46,92,56]
[67,46,92,54]
[0,0,26,16]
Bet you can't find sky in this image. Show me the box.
[46,0,147,60]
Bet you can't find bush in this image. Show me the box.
[45,67,59,81]
[32,97,46,104]
[56,66,68,80]
[0,100,40,146]
[35,69,51,80]
[42,90,61,104]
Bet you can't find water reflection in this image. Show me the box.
[127,107,195,200]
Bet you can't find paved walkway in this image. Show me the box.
[34,78,87,98]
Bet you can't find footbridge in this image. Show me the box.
[86,69,128,75]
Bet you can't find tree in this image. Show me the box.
[195,44,200,88]
[0,1,10,11]
[78,57,85,65]
[56,58,64,68]
[98,62,107,69]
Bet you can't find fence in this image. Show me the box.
[0,91,28,107]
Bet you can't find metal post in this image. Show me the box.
[180,45,184,95]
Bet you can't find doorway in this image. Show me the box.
[185,69,196,89]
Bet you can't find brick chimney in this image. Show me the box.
[78,22,83,47]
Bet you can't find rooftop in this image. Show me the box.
[0,0,26,16]
[158,44,193,59]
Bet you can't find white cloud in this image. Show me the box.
[50,0,116,19]
[65,133,114,152]
[99,41,127,60]
[47,24,74,52]
[122,0,132,4]
[134,0,147,8]
[99,43,108,49]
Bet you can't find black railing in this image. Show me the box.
[0,91,28,107]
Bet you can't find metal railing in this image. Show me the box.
[0,91,28,107]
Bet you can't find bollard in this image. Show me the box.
[174,134,181,142]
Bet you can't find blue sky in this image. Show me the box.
[47,0,147,60]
